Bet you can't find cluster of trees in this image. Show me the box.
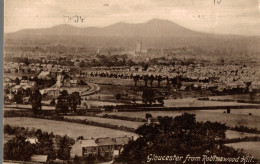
[4,125,74,161]
[117,113,253,163]
[87,71,182,89]
[79,54,137,67]
[142,88,165,105]
[133,74,182,89]
[56,90,81,114]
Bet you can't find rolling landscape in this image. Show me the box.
[5,19,260,56]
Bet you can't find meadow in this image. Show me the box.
[4,117,138,139]
[64,116,144,129]
[99,109,260,129]
[225,142,260,159]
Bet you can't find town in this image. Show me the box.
[3,39,260,163]
[3,2,260,162]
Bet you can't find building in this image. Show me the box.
[63,79,78,87]
[96,138,115,158]
[30,155,48,163]
[70,136,133,159]
[71,139,98,158]
[135,41,142,54]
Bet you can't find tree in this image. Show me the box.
[133,75,140,87]
[177,77,182,89]
[157,75,163,87]
[57,135,71,160]
[35,131,56,160]
[79,61,87,68]
[143,63,149,71]
[143,75,149,87]
[56,90,70,114]
[31,89,42,115]
[117,113,249,163]
[50,98,56,106]
[23,57,30,66]
[4,134,35,161]
[126,59,136,67]
[115,93,121,102]
[149,75,154,88]
[14,90,23,104]
[142,89,155,105]
[76,136,84,141]
[70,92,81,113]
[156,96,165,105]
[14,77,20,85]
[145,113,152,121]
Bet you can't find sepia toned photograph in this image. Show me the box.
[3,0,260,163]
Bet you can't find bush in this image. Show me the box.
[102,114,146,122]
[76,109,86,116]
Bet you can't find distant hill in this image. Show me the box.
[5,18,260,54]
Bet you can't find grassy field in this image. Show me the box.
[226,130,260,139]
[99,109,260,129]
[4,117,138,139]
[226,142,260,159]
[64,116,260,139]
[210,94,260,102]
[164,98,257,107]
[64,116,144,129]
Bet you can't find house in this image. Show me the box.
[71,139,98,158]
[147,118,159,125]
[30,155,48,163]
[38,71,51,79]
[113,136,132,157]
[130,66,144,72]
[40,88,60,99]
[26,137,38,144]
[96,138,115,158]
[20,80,29,86]
[70,136,133,159]
[63,79,78,87]
[4,77,12,83]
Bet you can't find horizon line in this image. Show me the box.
[4,18,260,38]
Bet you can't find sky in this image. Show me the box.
[4,0,260,36]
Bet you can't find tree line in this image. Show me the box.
[4,125,74,162]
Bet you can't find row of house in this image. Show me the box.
[4,62,71,75]
[80,64,260,93]
[71,136,134,159]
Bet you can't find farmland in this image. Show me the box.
[164,98,257,108]
[4,117,138,139]
[64,116,144,129]
[226,142,260,159]
[99,109,260,129]
[226,130,260,139]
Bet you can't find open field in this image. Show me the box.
[226,142,260,159]
[64,116,260,139]
[64,116,144,129]
[209,94,260,102]
[164,98,258,108]
[87,101,124,106]
[4,117,138,139]
[226,131,260,139]
[4,104,55,111]
[99,109,260,129]
[85,77,213,99]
